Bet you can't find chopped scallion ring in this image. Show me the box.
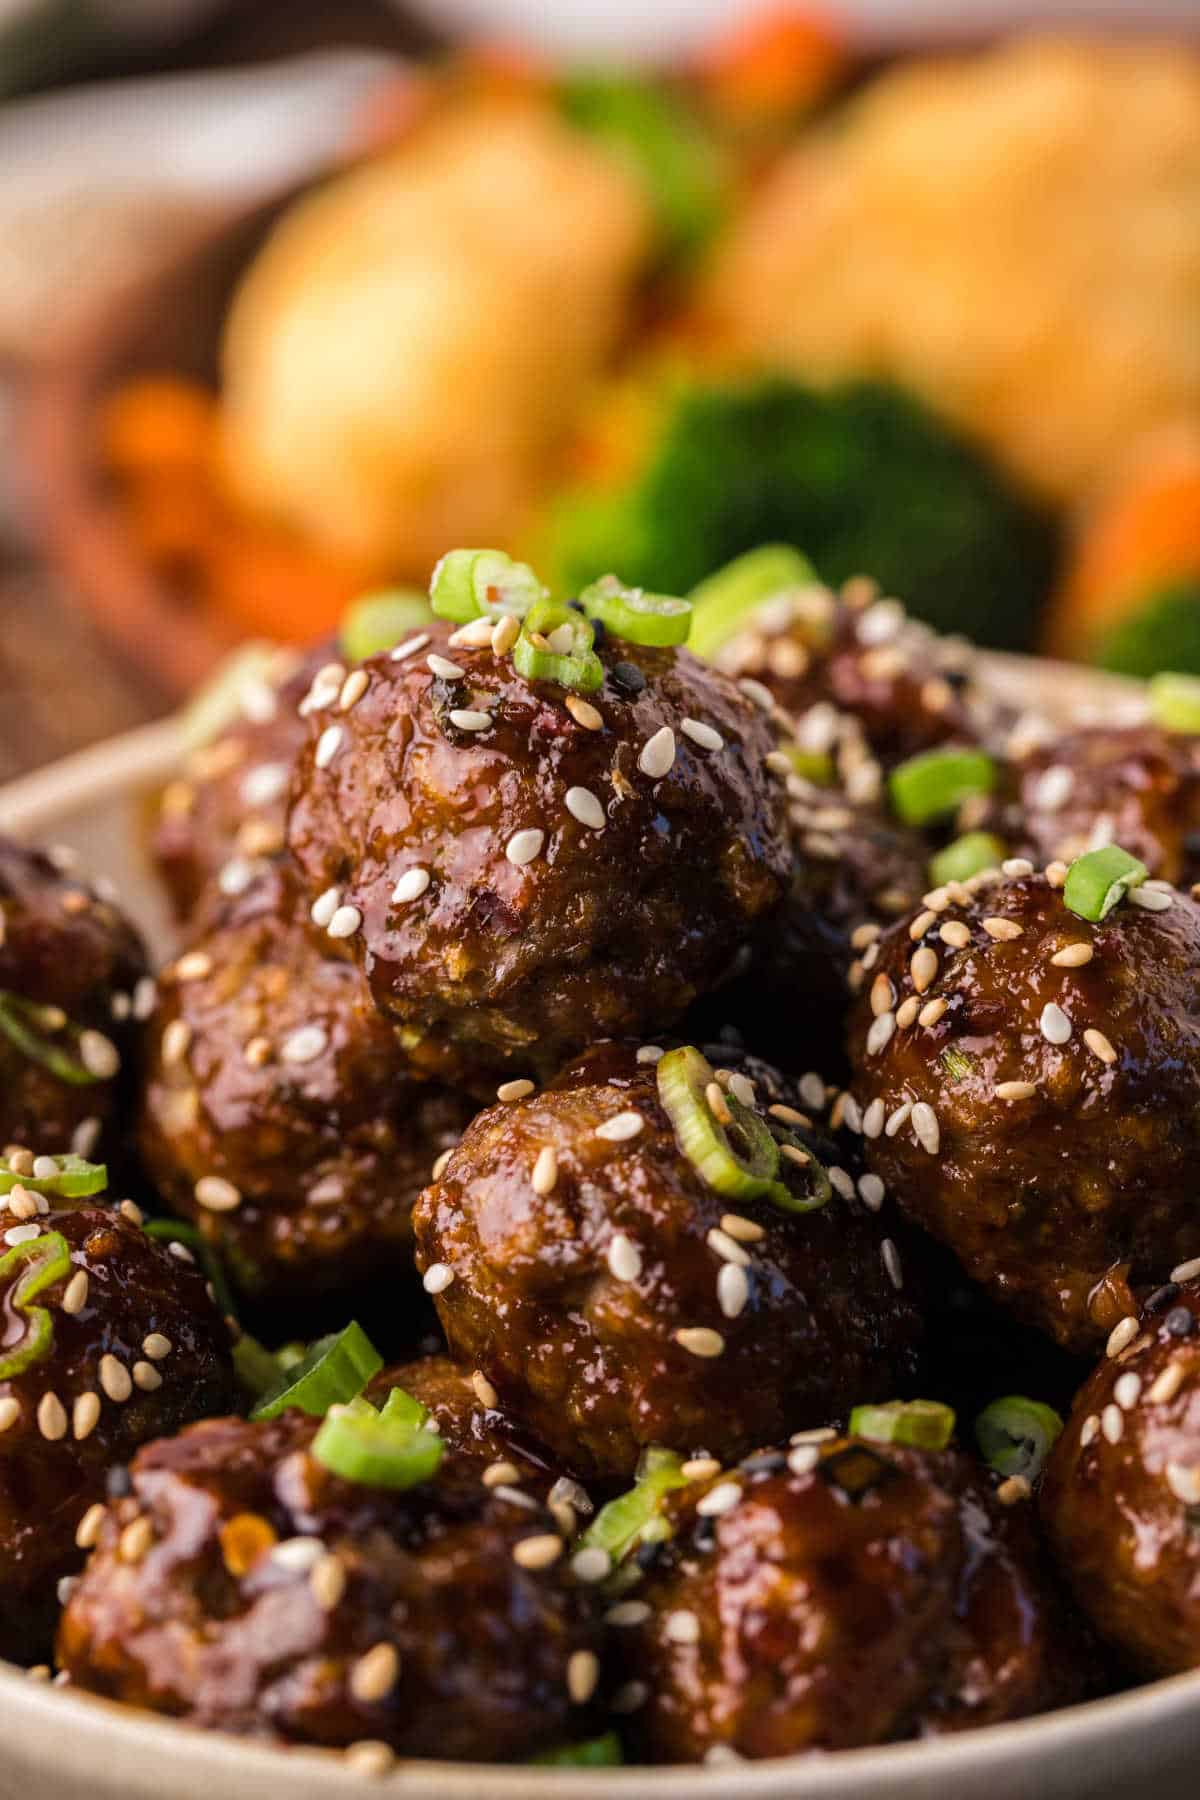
[232,1335,285,1401]
[429,549,546,624]
[0,1154,106,1199]
[532,1733,623,1767]
[313,1388,444,1490]
[577,575,692,648]
[513,599,604,694]
[688,544,815,661]
[779,745,835,787]
[889,749,996,827]
[578,1447,687,1563]
[928,831,1006,890]
[975,1396,1063,1481]
[1062,845,1148,922]
[657,1045,827,1212]
[339,589,432,662]
[250,1322,383,1421]
[0,992,100,1086]
[0,1232,72,1380]
[850,1399,956,1451]
[1149,672,1200,734]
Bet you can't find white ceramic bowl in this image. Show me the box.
[0,657,1195,1800]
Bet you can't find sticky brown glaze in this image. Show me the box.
[0,1204,235,1660]
[150,646,317,922]
[713,580,996,771]
[58,1410,601,1761]
[371,1355,562,1489]
[412,1042,922,1480]
[285,621,790,1088]
[138,877,473,1304]
[847,867,1200,1353]
[0,837,147,1160]
[1015,726,1200,888]
[624,1437,1087,1762]
[1042,1276,1200,1676]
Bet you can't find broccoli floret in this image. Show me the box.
[541,377,1057,651]
[1094,580,1200,679]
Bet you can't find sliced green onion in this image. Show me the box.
[143,1218,238,1320]
[250,1322,382,1421]
[687,544,816,663]
[850,1399,956,1451]
[975,1396,1063,1482]
[513,599,604,694]
[179,641,279,753]
[889,749,996,827]
[340,589,432,662]
[657,1045,825,1212]
[0,992,100,1086]
[313,1389,444,1491]
[430,549,546,624]
[577,574,691,648]
[232,1334,284,1400]
[1149,671,1200,734]
[1063,845,1148,922]
[532,1733,623,1768]
[928,831,1006,890]
[779,745,835,787]
[940,1047,974,1084]
[0,1154,106,1199]
[0,1232,72,1380]
[578,1447,687,1563]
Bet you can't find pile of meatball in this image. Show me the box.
[5,565,1200,1775]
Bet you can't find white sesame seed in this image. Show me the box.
[1002,858,1035,878]
[717,1263,750,1319]
[866,1012,896,1056]
[339,669,370,712]
[99,1354,133,1403]
[595,1111,643,1143]
[911,1101,940,1154]
[995,1081,1037,1102]
[1052,942,1093,968]
[3,1224,39,1246]
[389,633,429,662]
[1166,1462,1200,1505]
[1079,1414,1100,1447]
[886,1101,913,1138]
[315,725,343,770]
[1101,1403,1124,1444]
[61,1269,89,1315]
[681,718,724,752]
[271,1537,325,1572]
[675,1326,725,1358]
[707,1227,750,1267]
[1045,860,1070,888]
[505,829,544,867]
[858,1173,886,1212]
[344,1741,395,1777]
[720,1213,764,1243]
[161,1019,192,1068]
[532,1146,558,1195]
[240,762,289,810]
[787,1444,821,1475]
[327,904,363,940]
[350,1643,400,1704]
[37,1391,67,1440]
[1032,766,1074,812]
[1039,1003,1072,1045]
[0,1397,20,1433]
[638,726,676,780]
[797,1072,825,1111]
[143,1333,172,1360]
[449,708,492,733]
[909,910,937,940]
[281,1025,329,1065]
[422,1263,454,1295]
[664,1609,701,1645]
[605,1600,651,1627]
[790,1426,837,1445]
[482,1461,521,1489]
[696,1482,742,1518]
[1172,1257,1200,1284]
[1149,1363,1186,1405]
[636,1044,664,1064]
[390,866,431,906]
[870,973,895,1018]
[512,1534,563,1570]
[607,1233,642,1283]
[739,677,775,710]
[1106,1316,1140,1358]
[828,1166,855,1201]
[565,1649,600,1707]
[427,654,465,680]
[1114,1372,1142,1411]
[193,1175,242,1218]
[71,1116,101,1158]
[166,1241,195,1264]
[565,786,605,830]
[1129,885,1172,912]
[310,887,341,928]
[448,618,496,650]
[497,1078,535,1102]
[79,1031,120,1080]
[861,1099,886,1141]
[881,1239,903,1289]
[1083,1028,1118,1066]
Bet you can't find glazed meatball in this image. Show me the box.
[138,876,473,1303]
[1042,1276,1200,1677]
[0,837,148,1160]
[413,1041,922,1479]
[151,646,315,921]
[1015,726,1200,889]
[58,1407,601,1763]
[0,1200,235,1659]
[624,1436,1087,1761]
[286,621,790,1087]
[373,1355,562,1489]
[847,865,1200,1352]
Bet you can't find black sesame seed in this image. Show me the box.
[1145,1283,1181,1315]
[635,1539,666,1573]
[691,1517,717,1552]
[1166,1307,1195,1337]
[105,1465,132,1498]
[610,662,645,696]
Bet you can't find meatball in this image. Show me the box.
[151,645,315,921]
[286,621,790,1086]
[0,837,148,1160]
[0,1200,235,1659]
[623,1437,1087,1761]
[1041,1276,1200,1677]
[413,1041,922,1479]
[847,864,1200,1352]
[138,875,473,1304]
[1015,726,1200,889]
[58,1407,602,1763]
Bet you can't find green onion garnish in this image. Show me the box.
[1149,671,1200,734]
[0,1232,72,1381]
[687,544,815,662]
[143,1219,238,1320]
[532,1732,623,1767]
[889,749,996,827]
[975,1395,1063,1482]
[1062,845,1148,922]
[0,992,101,1086]
[313,1387,445,1491]
[429,549,546,624]
[850,1399,956,1451]
[577,574,691,648]
[779,745,835,787]
[0,1154,106,1199]
[512,599,604,694]
[250,1322,382,1421]
[232,1334,285,1400]
[339,589,432,662]
[578,1447,687,1564]
[928,831,1006,890]
[657,1045,828,1212]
